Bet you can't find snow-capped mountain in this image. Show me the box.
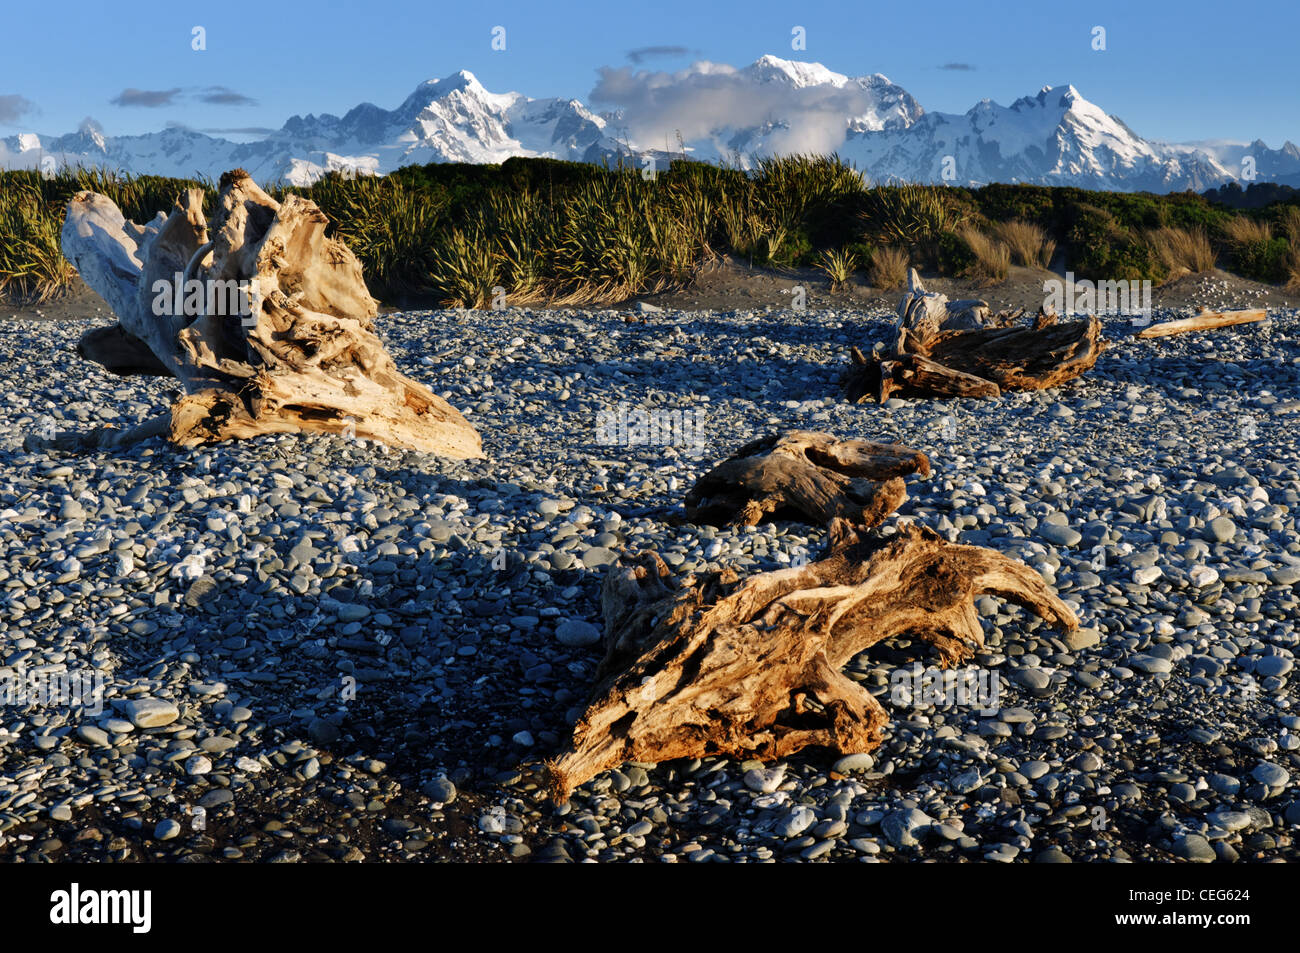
[0,71,617,185]
[1168,138,1300,187]
[840,84,1260,191]
[2,57,1296,192]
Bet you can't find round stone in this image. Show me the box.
[122,698,180,729]
[555,619,602,647]
[1015,668,1053,695]
[1173,833,1216,863]
[1206,517,1237,543]
[422,778,457,804]
[1252,762,1290,787]
[1255,656,1293,678]
[76,725,111,747]
[1129,654,1172,675]
[154,819,183,841]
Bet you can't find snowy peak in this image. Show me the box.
[744,55,850,89]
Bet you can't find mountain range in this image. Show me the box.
[3,55,1297,192]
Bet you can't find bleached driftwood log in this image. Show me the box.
[45,170,481,456]
[546,516,1079,801]
[844,269,1103,403]
[1135,307,1267,339]
[684,430,929,527]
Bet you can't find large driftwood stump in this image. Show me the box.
[844,270,1103,403]
[684,430,929,527]
[46,170,481,456]
[546,517,1078,801]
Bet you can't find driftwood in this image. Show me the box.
[844,270,1103,403]
[44,170,481,457]
[684,430,929,527]
[546,516,1078,801]
[1135,308,1266,339]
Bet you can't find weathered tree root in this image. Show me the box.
[684,430,929,527]
[545,518,1079,802]
[844,269,1104,403]
[54,169,482,456]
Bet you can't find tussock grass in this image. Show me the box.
[868,245,909,290]
[859,182,965,266]
[1278,205,1300,245]
[309,172,449,298]
[992,219,1056,268]
[1286,246,1300,292]
[958,225,1010,286]
[1146,226,1216,280]
[1222,216,1272,245]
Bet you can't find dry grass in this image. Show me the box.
[1286,246,1300,292]
[992,219,1056,268]
[1278,206,1300,245]
[1146,226,1216,280]
[869,245,909,290]
[959,225,1010,286]
[1222,216,1272,246]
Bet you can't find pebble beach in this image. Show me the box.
[0,303,1297,863]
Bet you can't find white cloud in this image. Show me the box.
[587,59,906,157]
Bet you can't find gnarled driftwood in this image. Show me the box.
[844,269,1103,403]
[684,430,929,527]
[546,516,1078,801]
[45,170,481,457]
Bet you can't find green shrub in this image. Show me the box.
[1066,204,1165,282]
[859,183,967,268]
[7,159,1300,309]
[1219,216,1289,282]
[817,247,858,290]
[0,177,75,302]
[1226,235,1290,283]
[936,228,977,277]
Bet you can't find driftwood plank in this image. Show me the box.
[1135,308,1266,339]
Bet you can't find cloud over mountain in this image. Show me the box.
[589,56,920,158]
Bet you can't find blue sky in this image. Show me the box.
[1,0,1295,146]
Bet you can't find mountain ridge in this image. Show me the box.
[2,56,1297,191]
